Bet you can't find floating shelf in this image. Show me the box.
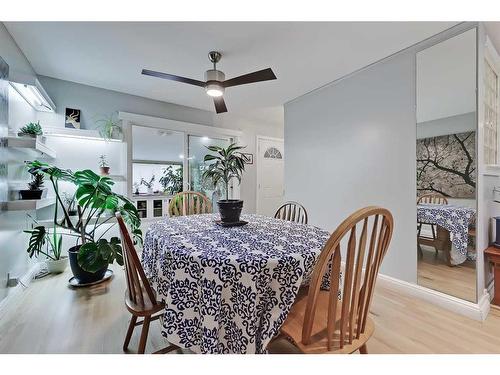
[4,197,56,211]
[43,127,123,142]
[3,136,56,159]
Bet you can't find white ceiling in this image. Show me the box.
[5,22,457,114]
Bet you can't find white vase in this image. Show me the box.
[46,256,68,274]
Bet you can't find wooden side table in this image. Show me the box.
[485,246,500,305]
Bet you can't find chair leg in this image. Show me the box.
[417,243,423,259]
[359,344,368,354]
[138,315,151,354]
[123,315,137,352]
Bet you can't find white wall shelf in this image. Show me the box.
[4,135,56,159]
[43,127,123,142]
[4,197,56,211]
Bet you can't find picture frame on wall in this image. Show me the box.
[242,153,254,164]
[65,108,81,129]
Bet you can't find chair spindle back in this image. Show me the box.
[301,206,394,351]
[274,201,308,224]
[168,191,212,217]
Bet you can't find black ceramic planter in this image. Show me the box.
[68,245,107,284]
[19,190,43,200]
[217,199,243,223]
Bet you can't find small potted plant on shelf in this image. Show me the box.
[99,155,110,175]
[18,121,43,138]
[202,143,247,223]
[24,160,142,285]
[24,216,68,274]
[95,112,122,141]
[140,175,155,195]
[159,166,183,195]
[19,171,45,200]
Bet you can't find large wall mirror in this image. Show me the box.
[416,28,478,302]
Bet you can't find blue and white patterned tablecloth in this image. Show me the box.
[417,204,475,264]
[142,213,331,354]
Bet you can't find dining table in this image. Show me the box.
[141,213,331,354]
[416,203,476,265]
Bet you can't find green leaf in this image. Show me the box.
[24,226,47,258]
[26,160,75,182]
[78,242,108,273]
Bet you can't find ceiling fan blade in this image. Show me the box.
[223,68,277,88]
[213,96,228,114]
[142,69,206,87]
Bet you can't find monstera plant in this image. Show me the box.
[25,160,142,283]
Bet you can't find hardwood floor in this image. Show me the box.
[1,263,500,354]
[417,245,476,302]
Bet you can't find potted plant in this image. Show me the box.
[140,175,155,195]
[95,112,122,141]
[24,216,68,274]
[133,182,140,195]
[202,143,247,223]
[99,155,110,175]
[159,166,183,195]
[19,171,45,200]
[24,160,142,284]
[61,191,78,216]
[18,121,43,138]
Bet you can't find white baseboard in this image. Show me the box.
[377,273,490,321]
[0,262,41,320]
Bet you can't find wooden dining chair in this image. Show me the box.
[116,212,178,354]
[275,206,394,354]
[416,193,448,259]
[168,191,212,217]
[274,201,308,224]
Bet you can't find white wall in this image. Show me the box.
[0,22,39,300]
[214,110,284,214]
[1,94,38,299]
[284,51,417,283]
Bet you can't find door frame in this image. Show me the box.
[255,135,285,215]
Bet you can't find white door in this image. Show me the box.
[256,137,284,216]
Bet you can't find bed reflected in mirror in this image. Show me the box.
[416,28,477,303]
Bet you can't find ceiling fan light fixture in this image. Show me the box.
[205,82,224,97]
[142,51,276,114]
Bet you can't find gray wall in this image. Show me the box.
[416,112,475,139]
[284,51,417,283]
[37,76,216,129]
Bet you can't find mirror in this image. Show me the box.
[416,28,477,302]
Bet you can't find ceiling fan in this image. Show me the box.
[141,51,277,114]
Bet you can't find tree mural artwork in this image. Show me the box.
[416,131,476,199]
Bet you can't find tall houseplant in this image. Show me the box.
[25,160,142,283]
[159,165,183,195]
[202,143,247,223]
